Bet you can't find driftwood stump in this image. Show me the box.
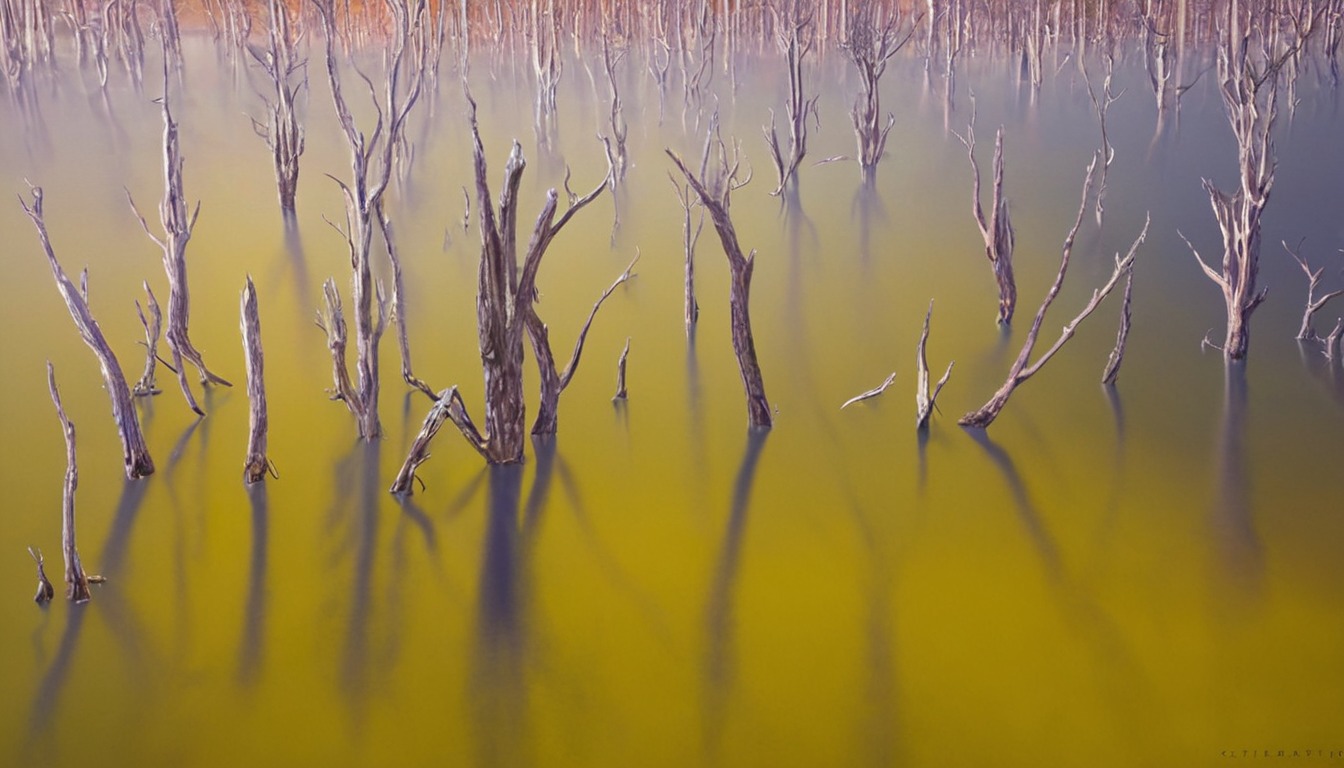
[46,363,90,603]
[241,276,272,483]
[21,186,154,479]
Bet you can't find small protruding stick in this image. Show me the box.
[47,362,90,603]
[1102,272,1134,385]
[21,186,154,479]
[612,338,630,401]
[29,548,55,605]
[841,371,896,409]
[390,386,488,495]
[241,276,271,483]
[379,204,437,400]
[915,300,954,429]
[956,106,1017,325]
[132,282,163,397]
[1284,239,1343,341]
[1325,318,1344,362]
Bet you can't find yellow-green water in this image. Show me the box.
[2,39,1343,767]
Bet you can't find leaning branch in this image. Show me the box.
[47,362,90,603]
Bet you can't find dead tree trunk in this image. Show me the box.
[960,165,1149,430]
[525,252,637,435]
[667,136,773,430]
[843,6,917,183]
[131,282,162,396]
[669,173,704,335]
[433,90,611,465]
[956,115,1016,325]
[241,276,271,483]
[378,206,437,400]
[763,6,817,196]
[21,187,154,479]
[314,0,427,438]
[915,299,954,429]
[1101,271,1134,385]
[1284,239,1343,341]
[128,55,231,417]
[612,338,630,400]
[46,362,90,603]
[248,0,307,217]
[1182,26,1301,362]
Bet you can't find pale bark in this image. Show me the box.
[763,7,818,196]
[841,371,895,409]
[46,362,89,603]
[29,547,54,604]
[667,138,773,430]
[241,276,272,483]
[957,112,1016,325]
[960,168,1149,429]
[843,6,917,182]
[915,299,954,429]
[1101,272,1134,385]
[612,338,630,401]
[132,281,163,397]
[1284,239,1343,342]
[248,0,307,215]
[21,187,154,479]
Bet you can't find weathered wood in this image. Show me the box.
[763,7,818,196]
[668,173,704,335]
[1084,54,1122,227]
[526,252,637,434]
[1184,25,1307,361]
[132,281,163,397]
[21,186,154,479]
[956,110,1016,325]
[843,5,917,182]
[960,166,1149,430]
[1326,318,1344,362]
[612,338,630,401]
[444,88,612,464]
[127,54,231,417]
[247,0,306,215]
[29,547,54,604]
[841,371,895,409]
[46,362,89,603]
[240,276,272,484]
[1284,239,1343,342]
[915,300,954,429]
[313,0,427,438]
[667,138,773,430]
[1101,271,1134,385]
[379,204,437,401]
[390,386,487,494]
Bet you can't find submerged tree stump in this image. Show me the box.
[29,548,54,605]
[667,135,773,430]
[957,113,1017,325]
[128,54,232,416]
[915,300,954,429]
[46,363,90,603]
[21,186,154,479]
[241,276,272,483]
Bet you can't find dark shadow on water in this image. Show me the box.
[340,440,384,727]
[1210,361,1262,599]
[852,179,887,265]
[395,494,438,560]
[237,483,269,688]
[1101,384,1127,534]
[28,475,152,746]
[470,463,530,768]
[703,430,769,761]
[964,428,1062,577]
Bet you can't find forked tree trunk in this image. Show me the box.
[128,53,231,416]
[957,114,1016,325]
[248,0,306,216]
[668,137,772,430]
[21,186,154,479]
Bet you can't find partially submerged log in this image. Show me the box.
[46,362,90,603]
[841,371,895,409]
[915,300,954,429]
[389,386,484,494]
[21,186,154,479]
[667,136,773,430]
[1101,272,1134,385]
[526,252,637,434]
[960,163,1150,430]
[128,54,232,417]
[1284,239,1343,342]
[956,111,1016,325]
[241,276,272,483]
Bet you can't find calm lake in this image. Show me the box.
[2,32,1343,768]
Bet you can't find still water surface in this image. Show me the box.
[2,37,1343,767]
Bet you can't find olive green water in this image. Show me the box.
[2,38,1343,767]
